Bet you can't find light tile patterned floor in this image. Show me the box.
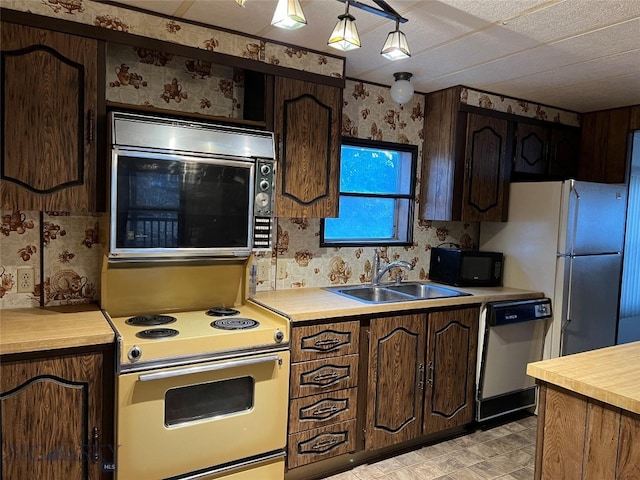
[320,416,537,480]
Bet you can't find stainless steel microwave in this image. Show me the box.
[429,247,503,287]
[108,112,275,261]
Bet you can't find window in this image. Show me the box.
[321,137,417,246]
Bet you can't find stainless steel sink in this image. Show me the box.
[325,282,470,304]
[386,283,469,299]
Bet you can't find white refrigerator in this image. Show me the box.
[480,180,627,359]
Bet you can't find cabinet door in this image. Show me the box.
[274,77,341,218]
[462,114,510,222]
[513,123,549,177]
[423,307,478,434]
[0,22,98,212]
[365,314,426,451]
[1,351,105,479]
[548,128,580,179]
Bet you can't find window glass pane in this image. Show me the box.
[340,145,412,195]
[324,197,397,240]
[164,376,254,427]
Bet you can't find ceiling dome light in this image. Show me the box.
[390,72,414,105]
[271,0,307,30]
[328,1,361,51]
[381,19,410,60]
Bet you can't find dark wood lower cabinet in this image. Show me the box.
[423,307,479,434]
[287,307,480,476]
[0,347,111,480]
[365,314,426,450]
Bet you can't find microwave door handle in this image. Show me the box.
[137,354,281,382]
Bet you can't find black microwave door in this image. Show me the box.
[114,154,251,251]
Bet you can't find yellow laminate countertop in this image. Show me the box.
[527,341,640,415]
[0,304,114,356]
[251,283,543,322]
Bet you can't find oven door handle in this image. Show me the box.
[137,354,281,382]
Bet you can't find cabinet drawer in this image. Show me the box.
[287,419,356,469]
[290,355,358,398]
[289,388,357,434]
[291,321,359,362]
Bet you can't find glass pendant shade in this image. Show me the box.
[390,72,414,104]
[381,28,410,60]
[271,0,307,30]
[327,13,361,51]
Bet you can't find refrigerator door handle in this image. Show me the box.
[569,181,581,257]
[561,252,575,357]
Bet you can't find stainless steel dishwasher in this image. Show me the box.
[476,298,552,422]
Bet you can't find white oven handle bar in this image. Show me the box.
[176,451,286,480]
[137,354,281,382]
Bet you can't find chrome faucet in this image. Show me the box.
[371,249,413,286]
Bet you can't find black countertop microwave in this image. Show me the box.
[429,248,503,287]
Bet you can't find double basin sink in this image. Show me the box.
[325,282,471,304]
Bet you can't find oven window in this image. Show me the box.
[164,376,254,427]
[115,154,251,250]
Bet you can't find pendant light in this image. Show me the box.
[381,18,410,60]
[327,0,361,51]
[271,0,307,30]
[390,72,414,105]
[235,0,246,6]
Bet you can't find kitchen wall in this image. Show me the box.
[257,80,478,291]
[0,68,478,310]
[0,211,102,309]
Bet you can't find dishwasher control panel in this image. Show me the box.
[486,298,552,326]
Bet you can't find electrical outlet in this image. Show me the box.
[257,263,270,282]
[17,267,34,293]
[276,262,287,280]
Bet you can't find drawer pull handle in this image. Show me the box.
[313,405,338,416]
[313,372,339,382]
[312,438,338,450]
[314,338,340,347]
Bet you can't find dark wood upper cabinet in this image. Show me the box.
[0,22,98,212]
[548,127,580,179]
[274,77,341,218]
[423,307,478,434]
[461,114,511,222]
[578,105,640,184]
[420,87,511,222]
[512,122,580,181]
[513,123,549,176]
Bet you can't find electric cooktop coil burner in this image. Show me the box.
[126,314,177,326]
[135,328,180,339]
[211,318,260,330]
[206,307,240,317]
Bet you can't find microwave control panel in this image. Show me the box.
[253,159,275,250]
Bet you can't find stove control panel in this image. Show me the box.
[274,329,284,343]
[253,159,275,251]
[128,345,142,362]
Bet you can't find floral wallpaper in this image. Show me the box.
[106,43,245,118]
[461,87,581,127]
[0,211,102,309]
[251,79,479,291]
[3,0,344,79]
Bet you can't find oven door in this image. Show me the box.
[115,351,289,479]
